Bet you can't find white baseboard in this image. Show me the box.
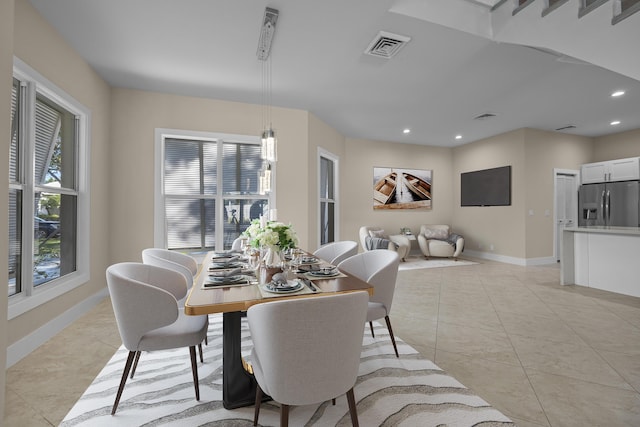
[464,250,557,266]
[6,288,109,369]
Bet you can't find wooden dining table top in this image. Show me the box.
[184,251,373,316]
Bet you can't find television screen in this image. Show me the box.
[461,166,511,206]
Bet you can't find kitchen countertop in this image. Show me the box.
[564,226,640,236]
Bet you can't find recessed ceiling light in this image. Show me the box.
[610,120,621,126]
[611,90,625,97]
[403,128,411,134]
[455,135,462,140]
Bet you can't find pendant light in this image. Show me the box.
[258,7,278,164]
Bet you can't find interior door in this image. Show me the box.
[555,171,578,262]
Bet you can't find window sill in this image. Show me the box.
[578,0,609,18]
[612,2,640,24]
[513,0,536,16]
[8,271,90,319]
[542,0,571,17]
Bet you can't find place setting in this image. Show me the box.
[259,271,320,298]
[203,253,259,289]
[295,262,348,280]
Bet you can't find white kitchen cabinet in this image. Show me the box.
[581,157,639,184]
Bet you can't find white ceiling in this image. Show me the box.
[28,0,640,147]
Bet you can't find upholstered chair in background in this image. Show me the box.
[417,224,465,259]
[358,226,410,261]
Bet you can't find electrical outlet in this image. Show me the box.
[490,244,494,251]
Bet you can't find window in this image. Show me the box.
[9,58,89,317]
[513,0,535,15]
[613,0,640,23]
[156,130,271,252]
[318,149,339,246]
[578,0,608,17]
[542,0,570,16]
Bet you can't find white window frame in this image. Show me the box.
[9,57,91,319]
[317,148,339,245]
[154,128,275,251]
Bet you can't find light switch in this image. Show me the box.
[529,209,534,216]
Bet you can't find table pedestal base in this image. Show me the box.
[222,311,270,409]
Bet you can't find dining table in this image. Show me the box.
[184,250,374,409]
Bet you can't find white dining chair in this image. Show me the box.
[141,247,208,362]
[313,240,358,265]
[141,248,198,293]
[248,291,369,427]
[338,250,401,357]
[105,262,208,415]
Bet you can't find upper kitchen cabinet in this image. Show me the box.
[581,157,640,184]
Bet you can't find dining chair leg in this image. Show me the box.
[280,403,290,427]
[369,321,375,338]
[346,388,359,427]
[198,343,203,363]
[129,350,141,379]
[253,385,263,426]
[384,316,399,358]
[332,398,336,405]
[112,351,136,415]
[189,346,200,400]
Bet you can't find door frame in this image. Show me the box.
[553,168,580,262]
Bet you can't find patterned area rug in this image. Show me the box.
[61,314,513,426]
[399,256,478,271]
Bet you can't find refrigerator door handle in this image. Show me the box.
[606,189,611,224]
[601,190,606,225]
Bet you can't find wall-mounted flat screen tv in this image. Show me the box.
[461,165,511,206]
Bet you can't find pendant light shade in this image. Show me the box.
[261,128,277,162]
[258,163,272,195]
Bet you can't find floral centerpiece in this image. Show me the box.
[243,218,298,266]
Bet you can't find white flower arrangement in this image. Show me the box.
[243,219,298,251]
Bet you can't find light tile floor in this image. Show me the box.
[5,258,640,426]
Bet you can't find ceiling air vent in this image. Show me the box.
[555,125,576,131]
[364,31,411,59]
[473,113,497,120]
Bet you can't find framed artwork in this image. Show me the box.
[373,167,432,210]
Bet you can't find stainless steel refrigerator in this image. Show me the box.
[578,180,640,227]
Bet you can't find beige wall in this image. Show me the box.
[452,130,527,258]
[523,129,593,259]
[342,138,454,247]
[1,0,15,418]
[452,128,593,261]
[8,0,112,344]
[592,128,640,161]
[109,89,310,262]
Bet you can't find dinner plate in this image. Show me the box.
[212,251,233,258]
[207,274,245,284]
[299,256,319,264]
[262,280,304,294]
[307,269,339,277]
[210,261,244,269]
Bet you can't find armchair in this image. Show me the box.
[358,226,410,261]
[417,225,464,259]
